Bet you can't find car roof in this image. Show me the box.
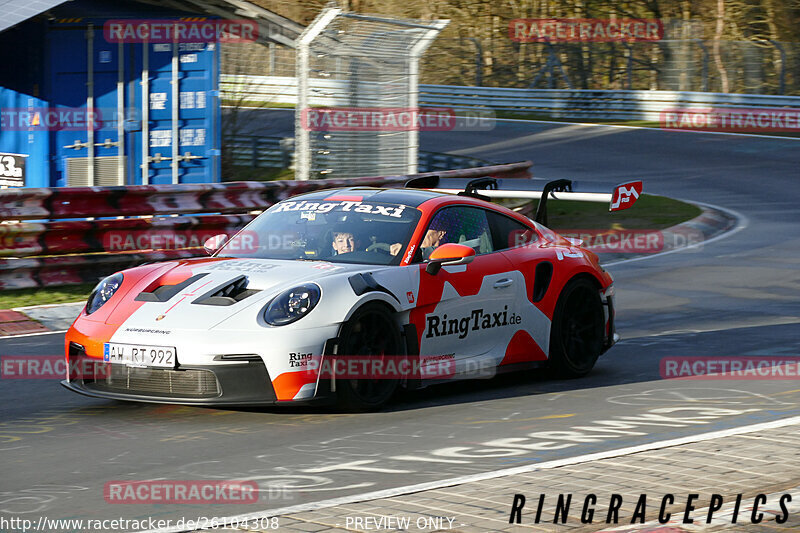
[287,187,444,207]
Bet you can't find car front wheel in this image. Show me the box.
[335,303,401,411]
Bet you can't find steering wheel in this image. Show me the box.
[366,242,393,255]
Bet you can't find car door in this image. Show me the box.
[490,210,552,366]
[412,206,522,376]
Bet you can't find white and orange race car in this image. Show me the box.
[63,178,637,410]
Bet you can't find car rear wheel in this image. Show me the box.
[336,303,401,411]
[548,278,605,378]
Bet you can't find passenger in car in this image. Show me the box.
[419,223,447,260]
[332,229,358,255]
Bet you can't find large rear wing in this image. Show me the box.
[405,175,643,226]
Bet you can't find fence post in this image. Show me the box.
[422,152,433,172]
[530,40,572,89]
[295,7,342,180]
[251,136,259,168]
[694,40,710,93]
[623,42,633,90]
[467,37,483,86]
[280,138,292,168]
[769,40,787,95]
[268,43,276,75]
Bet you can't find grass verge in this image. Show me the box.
[545,194,702,230]
[0,283,96,311]
[493,110,800,138]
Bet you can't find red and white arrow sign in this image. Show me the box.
[610,180,643,212]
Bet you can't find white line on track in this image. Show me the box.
[12,302,85,311]
[603,199,748,267]
[145,415,800,533]
[621,315,800,340]
[0,329,67,340]
[491,117,800,141]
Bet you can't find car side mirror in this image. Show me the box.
[425,243,476,275]
[203,234,229,256]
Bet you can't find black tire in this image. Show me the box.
[548,277,605,378]
[335,303,401,411]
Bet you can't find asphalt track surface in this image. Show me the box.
[1,113,799,530]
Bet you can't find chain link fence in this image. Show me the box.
[219,41,296,178]
[294,8,448,180]
[221,41,296,81]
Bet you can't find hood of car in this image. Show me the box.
[188,256,370,289]
[103,257,376,330]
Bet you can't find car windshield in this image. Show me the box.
[217,198,421,265]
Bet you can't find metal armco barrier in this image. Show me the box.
[224,134,492,173]
[225,135,295,169]
[418,85,800,121]
[221,75,800,121]
[418,152,492,172]
[0,162,531,289]
[0,251,199,289]
[0,215,255,257]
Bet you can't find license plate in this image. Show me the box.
[103,343,176,368]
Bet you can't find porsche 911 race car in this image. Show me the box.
[62,177,631,410]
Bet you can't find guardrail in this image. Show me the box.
[0,162,532,290]
[221,75,800,121]
[224,134,492,172]
[225,135,294,169]
[419,85,800,121]
[418,152,492,172]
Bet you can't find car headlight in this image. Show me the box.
[86,273,124,315]
[263,284,321,326]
